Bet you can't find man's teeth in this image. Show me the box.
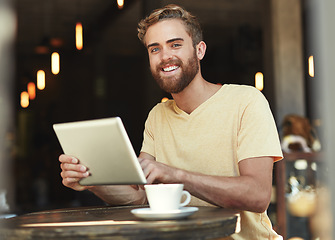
[163,66,178,72]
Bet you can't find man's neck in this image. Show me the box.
[171,76,221,114]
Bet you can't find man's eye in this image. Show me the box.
[150,48,159,53]
[172,43,181,48]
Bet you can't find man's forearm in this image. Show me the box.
[89,185,147,206]
[181,171,271,213]
[177,157,274,213]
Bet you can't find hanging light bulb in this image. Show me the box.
[308,55,314,77]
[75,22,83,50]
[37,70,45,90]
[21,91,29,108]
[27,82,36,100]
[51,52,60,75]
[117,0,124,9]
[255,72,264,91]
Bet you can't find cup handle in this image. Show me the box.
[180,190,191,207]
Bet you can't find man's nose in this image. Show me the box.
[161,48,173,61]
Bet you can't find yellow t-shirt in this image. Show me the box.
[141,84,283,239]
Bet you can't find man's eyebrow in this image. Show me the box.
[147,38,184,49]
[166,38,184,44]
[147,42,159,49]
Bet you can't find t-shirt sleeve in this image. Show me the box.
[237,88,283,162]
[140,108,156,157]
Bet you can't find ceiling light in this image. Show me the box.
[255,72,264,91]
[76,22,83,50]
[37,70,45,90]
[27,82,36,100]
[35,36,50,54]
[20,91,29,108]
[308,55,314,77]
[51,52,60,75]
[117,0,124,9]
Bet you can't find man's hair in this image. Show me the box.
[137,4,203,47]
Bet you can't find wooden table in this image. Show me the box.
[0,205,240,240]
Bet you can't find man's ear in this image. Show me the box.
[196,41,206,60]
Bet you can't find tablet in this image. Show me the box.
[53,117,147,185]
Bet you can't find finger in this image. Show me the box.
[59,154,78,164]
[64,177,82,184]
[141,161,155,179]
[62,177,80,188]
[139,158,151,172]
[62,178,88,191]
[146,173,158,185]
[61,170,89,179]
[142,165,157,184]
[61,162,87,173]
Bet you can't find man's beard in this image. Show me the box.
[151,51,199,94]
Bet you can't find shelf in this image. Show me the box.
[275,152,322,239]
[283,152,322,162]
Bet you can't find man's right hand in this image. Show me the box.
[59,154,92,191]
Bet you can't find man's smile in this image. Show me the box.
[162,65,179,72]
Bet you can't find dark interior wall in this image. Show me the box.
[14,44,150,213]
[202,24,263,86]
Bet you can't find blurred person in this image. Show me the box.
[59,5,283,239]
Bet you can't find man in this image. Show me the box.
[60,4,283,239]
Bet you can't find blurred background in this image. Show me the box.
[1,0,334,239]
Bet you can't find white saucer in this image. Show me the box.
[131,207,199,220]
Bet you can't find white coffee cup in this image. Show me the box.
[144,184,191,212]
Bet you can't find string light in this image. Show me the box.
[117,0,124,9]
[20,91,29,108]
[75,22,83,50]
[255,72,264,91]
[37,70,45,90]
[51,52,60,75]
[27,82,36,100]
[308,55,314,77]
